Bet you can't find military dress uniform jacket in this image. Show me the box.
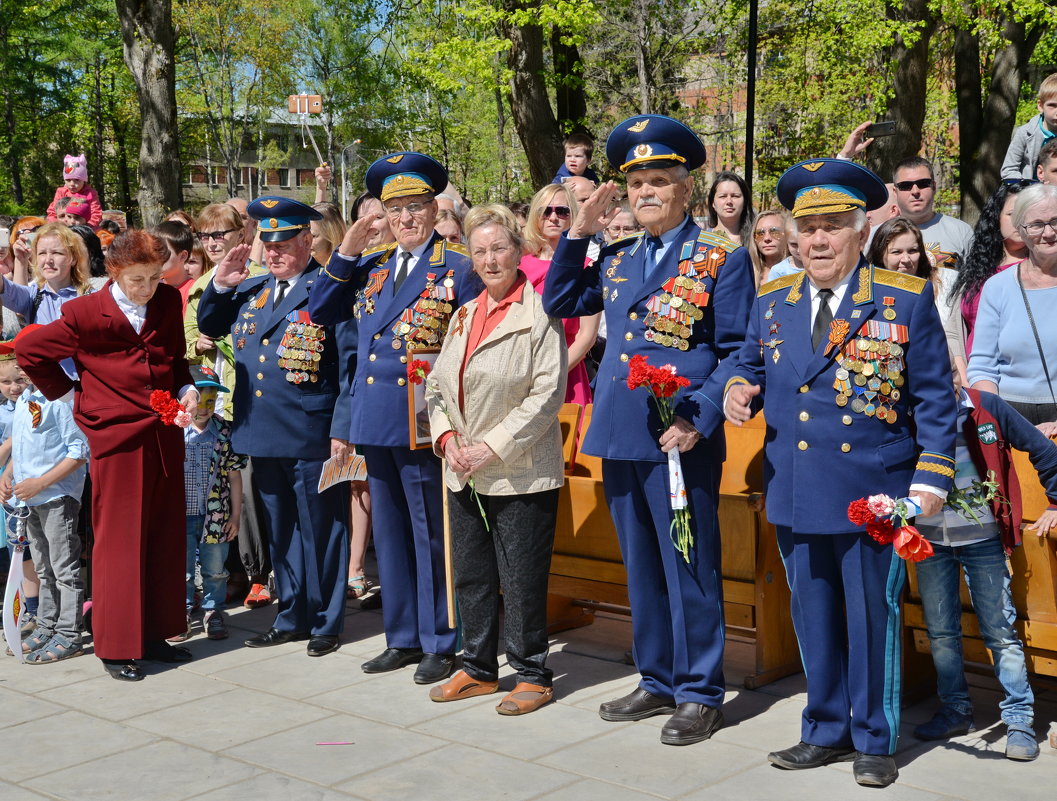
[197,261,351,460]
[308,234,480,448]
[543,218,755,462]
[726,262,958,534]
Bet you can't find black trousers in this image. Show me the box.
[449,486,558,686]
[1004,399,1057,426]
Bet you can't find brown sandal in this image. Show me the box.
[429,669,499,702]
[496,682,554,715]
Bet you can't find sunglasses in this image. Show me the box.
[894,178,934,191]
[197,228,240,241]
[753,226,786,240]
[541,206,571,219]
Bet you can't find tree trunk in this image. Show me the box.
[551,28,588,132]
[957,17,1044,224]
[112,116,133,211]
[92,52,107,208]
[866,0,935,182]
[495,78,508,201]
[500,1,563,190]
[3,82,22,206]
[634,0,651,114]
[115,0,182,224]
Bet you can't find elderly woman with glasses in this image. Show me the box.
[969,183,1057,433]
[519,182,599,406]
[425,203,567,714]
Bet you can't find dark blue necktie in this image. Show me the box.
[644,236,663,279]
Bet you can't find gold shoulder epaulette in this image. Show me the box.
[758,272,801,296]
[874,267,926,294]
[445,242,469,256]
[698,231,739,254]
[363,241,396,259]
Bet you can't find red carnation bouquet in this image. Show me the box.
[150,390,191,428]
[847,493,934,562]
[408,359,488,531]
[626,354,694,562]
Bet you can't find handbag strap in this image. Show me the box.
[1015,263,1057,408]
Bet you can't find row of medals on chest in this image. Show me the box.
[644,276,707,350]
[833,338,906,422]
[393,297,454,350]
[277,324,324,382]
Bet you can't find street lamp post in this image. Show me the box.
[340,140,362,221]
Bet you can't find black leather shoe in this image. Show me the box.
[142,640,193,663]
[244,628,308,648]
[306,635,339,657]
[361,647,424,673]
[413,652,455,684]
[102,659,144,682]
[853,753,898,787]
[659,703,724,745]
[598,687,676,722]
[768,741,857,770]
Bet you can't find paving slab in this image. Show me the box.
[336,742,577,801]
[523,778,670,801]
[0,683,66,727]
[186,772,365,801]
[209,648,372,700]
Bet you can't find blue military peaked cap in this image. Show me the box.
[605,114,706,174]
[777,159,889,218]
[248,196,323,242]
[365,152,449,203]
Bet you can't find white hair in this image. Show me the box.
[1012,183,1057,230]
[852,208,868,231]
[437,192,467,217]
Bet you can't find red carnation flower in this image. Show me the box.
[848,497,874,527]
[866,518,896,545]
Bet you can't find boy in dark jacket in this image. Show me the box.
[912,375,1057,762]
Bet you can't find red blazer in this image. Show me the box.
[17,282,194,468]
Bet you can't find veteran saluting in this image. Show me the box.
[309,153,480,684]
[544,115,755,745]
[724,160,958,787]
[198,197,352,658]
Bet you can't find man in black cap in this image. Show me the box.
[198,196,353,657]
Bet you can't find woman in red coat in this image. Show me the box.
[17,230,197,681]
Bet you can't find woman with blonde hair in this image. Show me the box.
[747,209,791,285]
[519,182,598,406]
[310,202,347,265]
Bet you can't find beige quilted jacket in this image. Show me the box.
[427,281,567,495]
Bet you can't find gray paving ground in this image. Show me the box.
[1,597,1054,800]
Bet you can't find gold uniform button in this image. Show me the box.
[798,411,809,422]
[256,372,263,380]
[620,353,629,363]
[258,355,266,363]
[624,332,633,341]
[369,354,377,361]
[842,415,853,426]
[797,440,808,451]
[799,385,809,394]
[366,377,374,385]
[400,355,408,364]
[397,378,406,387]
[629,312,638,321]
[262,338,269,346]
[841,443,852,453]
[255,390,262,397]
[373,333,381,340]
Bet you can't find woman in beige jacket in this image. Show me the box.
[426,203,567,715]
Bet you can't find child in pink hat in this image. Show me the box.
[46,155,102,229]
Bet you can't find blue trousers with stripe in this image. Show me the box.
[776,528,905,755]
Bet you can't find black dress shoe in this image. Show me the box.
[244,628,308,648]
[853,753,898,787]
[306,635,340,657]
[659,703,724,745]
[598,687,676,722]
[768,741,857,770]
[142,640,193,663]
[361,647,424,673]
[359,591,382,610]
[102,659,144,682]
[413,653,455,684]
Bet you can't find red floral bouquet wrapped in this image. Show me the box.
[626,354,694,562]
[408,359,488,531]
[847,493,934,562]
[150,390,191,428]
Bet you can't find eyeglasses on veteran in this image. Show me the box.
[383,202,432,218]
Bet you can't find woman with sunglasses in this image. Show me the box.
[747,209,790,286]
[519,183,599,406]
[969,184,1057,433]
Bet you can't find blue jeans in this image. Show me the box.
[185,515,229,612]
[915,536,1033,726]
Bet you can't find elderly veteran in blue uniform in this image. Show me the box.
[724,160,958,787]
[198,196,352,658]
[544,115,755,745]
[308,152,480,684]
